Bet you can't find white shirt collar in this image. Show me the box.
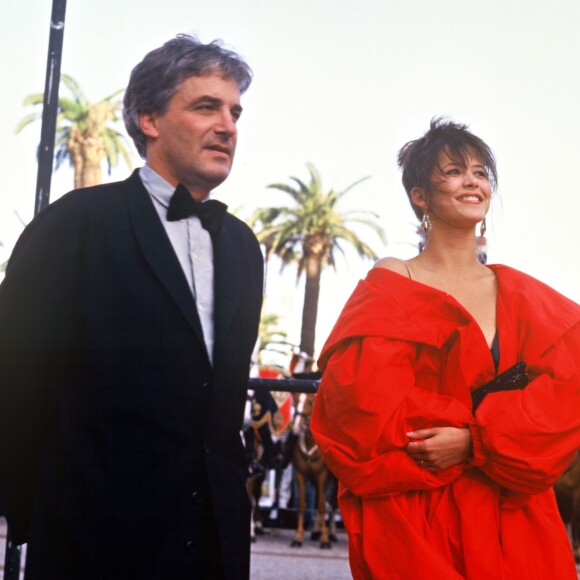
[139,165,211,205]
[139,165,174,208]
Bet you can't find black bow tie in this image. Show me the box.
[166,184,228,234]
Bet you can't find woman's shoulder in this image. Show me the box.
[373,256,410,278]
[492,264,578,304]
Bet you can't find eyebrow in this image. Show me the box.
[443,160,486,169]
[192,95,243,113]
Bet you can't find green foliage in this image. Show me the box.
[16,74,132,187]
[249,162,386,356]
[249,162,386,278]
[258,311,291,360]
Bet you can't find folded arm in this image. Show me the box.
[310,336,473,498]
[469,324,580,495]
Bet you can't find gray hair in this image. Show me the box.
[123,34,253,158]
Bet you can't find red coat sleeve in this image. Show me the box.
[310,335,473,498]
[470,323,580,495]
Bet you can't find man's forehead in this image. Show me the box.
[175,71,241,97]
[182,69,239,85]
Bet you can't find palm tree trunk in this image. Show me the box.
[79,156,103,188]
[69,103,107,188]
[71,143,103,188]
[299,254,323,360]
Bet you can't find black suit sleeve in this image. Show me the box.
[0,195,84,537]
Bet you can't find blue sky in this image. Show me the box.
[2,0,579,357]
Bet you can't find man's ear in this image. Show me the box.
[139,112,160,139]
[410,187,429,211]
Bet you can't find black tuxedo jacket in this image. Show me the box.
[0,170,263,579]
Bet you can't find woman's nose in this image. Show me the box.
[464,172,477,187]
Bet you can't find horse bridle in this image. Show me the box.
[292,393,319,456]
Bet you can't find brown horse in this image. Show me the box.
[245,429,267,542]
[245,377,293,542]
[289,392,336,549]
[554,451,580,561]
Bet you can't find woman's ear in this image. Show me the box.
[410,187,429,211]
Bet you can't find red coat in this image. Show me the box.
[311,265,580,579]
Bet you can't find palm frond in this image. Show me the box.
[58,97,87,118]
[256,162,384,275]
[103,88,125,102]
[103,130,133,173]
[254,162,385,356]
[22,93,44,107]
[267,182,302,203]
[61,74,88,105]
[15,111,42,133]
[337,175,371,198]
[54,144,69,170]
[17,74,128,187]
[118,138,133,171]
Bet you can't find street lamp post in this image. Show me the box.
[3,4,68,579]
[34,0,67,216]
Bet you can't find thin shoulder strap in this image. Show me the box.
[403,261,412,279]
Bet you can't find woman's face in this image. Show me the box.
[424,149,491,230]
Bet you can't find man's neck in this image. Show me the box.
[144,163,211,202]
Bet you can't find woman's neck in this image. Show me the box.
[412,228,484,276]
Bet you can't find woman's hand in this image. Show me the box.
[406,427,472,471]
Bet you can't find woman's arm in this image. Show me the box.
[310,335,473,498]
[468,324,580,495]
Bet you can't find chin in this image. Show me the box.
[204,170,231,189]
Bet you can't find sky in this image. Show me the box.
[1,0,579,361]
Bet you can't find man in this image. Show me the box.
[0,35,263,579]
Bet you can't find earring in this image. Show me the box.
[480,217,487,237]
[421,212,432,233]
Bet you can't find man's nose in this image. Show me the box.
[215,109,237,135]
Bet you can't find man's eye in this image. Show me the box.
[194,102,216,112]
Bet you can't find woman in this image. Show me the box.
[310,118,580,579]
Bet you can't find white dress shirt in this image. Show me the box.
[140,165,215,364]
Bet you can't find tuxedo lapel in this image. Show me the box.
[125,171,206,344]
[213,218,243,357]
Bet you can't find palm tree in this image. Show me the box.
[249,162,386,360]
[259,312,287,351]
[16,74,132,188]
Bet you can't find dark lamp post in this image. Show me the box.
[34,0,67,216]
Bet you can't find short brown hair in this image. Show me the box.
[398,117,498,220]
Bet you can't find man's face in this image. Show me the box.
[140,72,242,199]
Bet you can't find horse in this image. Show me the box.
[554,451,580,561]
[244,367,293,541]
[244,424,268,542]
[289,391,337,549]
